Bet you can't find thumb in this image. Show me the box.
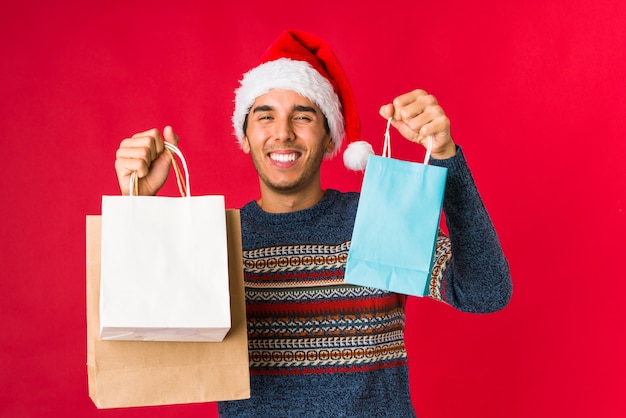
[163,125,179,146]
[379,103,394,120]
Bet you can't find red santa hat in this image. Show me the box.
[232,30,373,171]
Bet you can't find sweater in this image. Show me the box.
[218,147,512,417]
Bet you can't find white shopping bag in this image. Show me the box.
[100,143,231,342]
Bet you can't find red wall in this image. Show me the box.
[1,1,625,417]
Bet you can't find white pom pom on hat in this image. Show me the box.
[343,141,374,171]
[232,30,374,171]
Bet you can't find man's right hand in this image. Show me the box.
[114,125,179,196]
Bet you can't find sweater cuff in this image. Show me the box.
[428,144,466,171]
[427,145,476,204]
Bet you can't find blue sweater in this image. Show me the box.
[218,147,512,417]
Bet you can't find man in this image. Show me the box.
[114,30,511,417]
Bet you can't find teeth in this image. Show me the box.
[270,153,297,162]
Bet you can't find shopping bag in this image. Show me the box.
[100,143,230,341]
[344,120,447,296]
[86,210,250,408]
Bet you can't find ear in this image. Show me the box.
[242,137,251,154]
[324,134,335,154]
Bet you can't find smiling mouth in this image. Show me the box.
[269,152,299,163]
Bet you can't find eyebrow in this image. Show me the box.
[251,105,319,114]
[293,105,318,114]
[251,105,274,113]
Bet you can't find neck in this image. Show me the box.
[257,182,325,213]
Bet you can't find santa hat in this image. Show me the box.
[232,30,373,171]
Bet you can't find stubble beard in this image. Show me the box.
[251,147,326,194]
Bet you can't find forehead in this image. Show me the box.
[251,89,320,110]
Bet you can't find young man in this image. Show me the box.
[114,30,511,417]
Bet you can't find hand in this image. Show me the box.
[114,125,179,195]
[379,89,456,159]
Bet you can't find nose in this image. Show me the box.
[272,116,295,142]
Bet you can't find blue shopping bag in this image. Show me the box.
[344,123,447,296]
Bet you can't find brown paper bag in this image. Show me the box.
[86,210,250,409]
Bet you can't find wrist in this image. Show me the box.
[431,142,457,160]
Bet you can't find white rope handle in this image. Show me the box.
[129,142,191,197]
[423,135,433,164]
[382,117,392,158]
[382,117,433,164]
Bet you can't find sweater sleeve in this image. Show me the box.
[427,146,512,313]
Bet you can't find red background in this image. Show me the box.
[1,1,625,417]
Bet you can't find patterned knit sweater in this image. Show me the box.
[218,147,512,417]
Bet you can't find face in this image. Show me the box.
[243,89,334,195]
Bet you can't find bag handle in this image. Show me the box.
[383,117,433,165]
[129,142,190,197]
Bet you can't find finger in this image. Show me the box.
[379,103,394,119]
[398,95,439,123]
[119,138,156,166]
[116,143,157,171]
[393,110,449,147]
[391,89,429,118]
[405,103,444,134]
[114,156,151,182]
[414,115,451,148]
[408,111,446,137]
[115,160,154,196]
[130,128,165,157]
[163,125,179,146]
[131,127,163,141]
